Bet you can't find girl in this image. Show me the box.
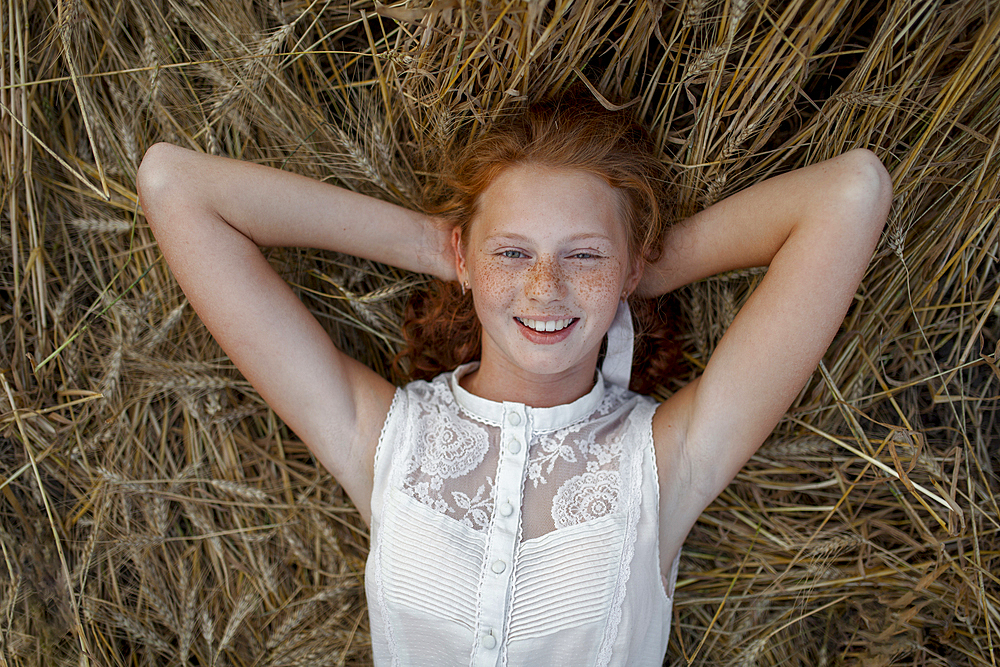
[136,94,891,665]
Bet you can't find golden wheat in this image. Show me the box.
[1,0,997,665]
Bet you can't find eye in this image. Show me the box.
[501,249,525,259]
[570,252,600,259]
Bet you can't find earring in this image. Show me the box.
[462,280,470,296]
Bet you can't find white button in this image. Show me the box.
[482,633,497,649]
[499,502,514,517]
[491,559,507,573]
[507,437,521,454]
[508,412,521,426]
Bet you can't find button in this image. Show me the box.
[482,633,497,649]
[499,502,514,517]
[508,412,521,426]
[507,437,521,454]
[491,559,507,574]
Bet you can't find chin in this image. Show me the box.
[513,349,598,378]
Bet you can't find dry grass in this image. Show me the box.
[1,0,998,664]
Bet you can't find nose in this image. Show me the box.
[525,256,568,303]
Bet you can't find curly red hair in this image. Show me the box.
[396,90,682,394]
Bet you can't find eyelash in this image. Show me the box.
[498,250,602,260]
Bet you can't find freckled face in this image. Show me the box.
[455,164,641,382]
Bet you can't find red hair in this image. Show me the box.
[397,90,681,394]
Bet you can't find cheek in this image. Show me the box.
[571,260,627,306]
[471,258,628,313]
[471,258,516,305]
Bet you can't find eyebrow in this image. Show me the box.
[484,232,615,244]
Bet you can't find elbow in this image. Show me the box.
[137,142,177,200]
[836,148,893,237]
[137,143,171,231]
[137,142,188,234]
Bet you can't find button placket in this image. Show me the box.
[472,403,528,666]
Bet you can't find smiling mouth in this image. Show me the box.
[515,317,577,333]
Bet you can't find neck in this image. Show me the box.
[459,353,600,408]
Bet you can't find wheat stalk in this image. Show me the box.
[5,0,999,664]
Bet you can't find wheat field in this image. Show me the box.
[1,0,998,664]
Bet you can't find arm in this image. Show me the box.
[140,143,456,279]
[649,149,892,566]
[136,143,454,522]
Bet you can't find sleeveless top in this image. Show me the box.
[365,363,679,666]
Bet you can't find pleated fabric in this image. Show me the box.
[367,365,678,666]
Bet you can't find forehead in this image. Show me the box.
[472,164,626,246]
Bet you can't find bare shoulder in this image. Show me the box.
[650,381,709,570]
[138,141,399,526]
[316,354,398,525]
[645,148,892,571]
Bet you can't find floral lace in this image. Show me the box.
[400,373,631,540]
[552,470,622,528]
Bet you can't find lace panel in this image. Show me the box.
[551,470,621,529]
[521,388,632,540]
[401,381,499,531]
[399,376,638,541]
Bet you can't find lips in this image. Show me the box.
[515,317,577,333]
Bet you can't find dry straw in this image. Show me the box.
[1,0,998,664]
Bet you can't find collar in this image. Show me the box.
[448,363,606,432]
[601,300,633,390]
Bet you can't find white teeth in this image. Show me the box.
[519,318,573,332]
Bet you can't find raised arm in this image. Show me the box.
[140,143,456,278]
[649,149,892,566]
[136,143,454,522]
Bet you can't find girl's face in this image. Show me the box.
[455,164,641,386]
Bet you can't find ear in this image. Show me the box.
[452,226,468,283]
[624,258,644,297]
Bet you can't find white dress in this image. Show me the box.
[365,363,679,666]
